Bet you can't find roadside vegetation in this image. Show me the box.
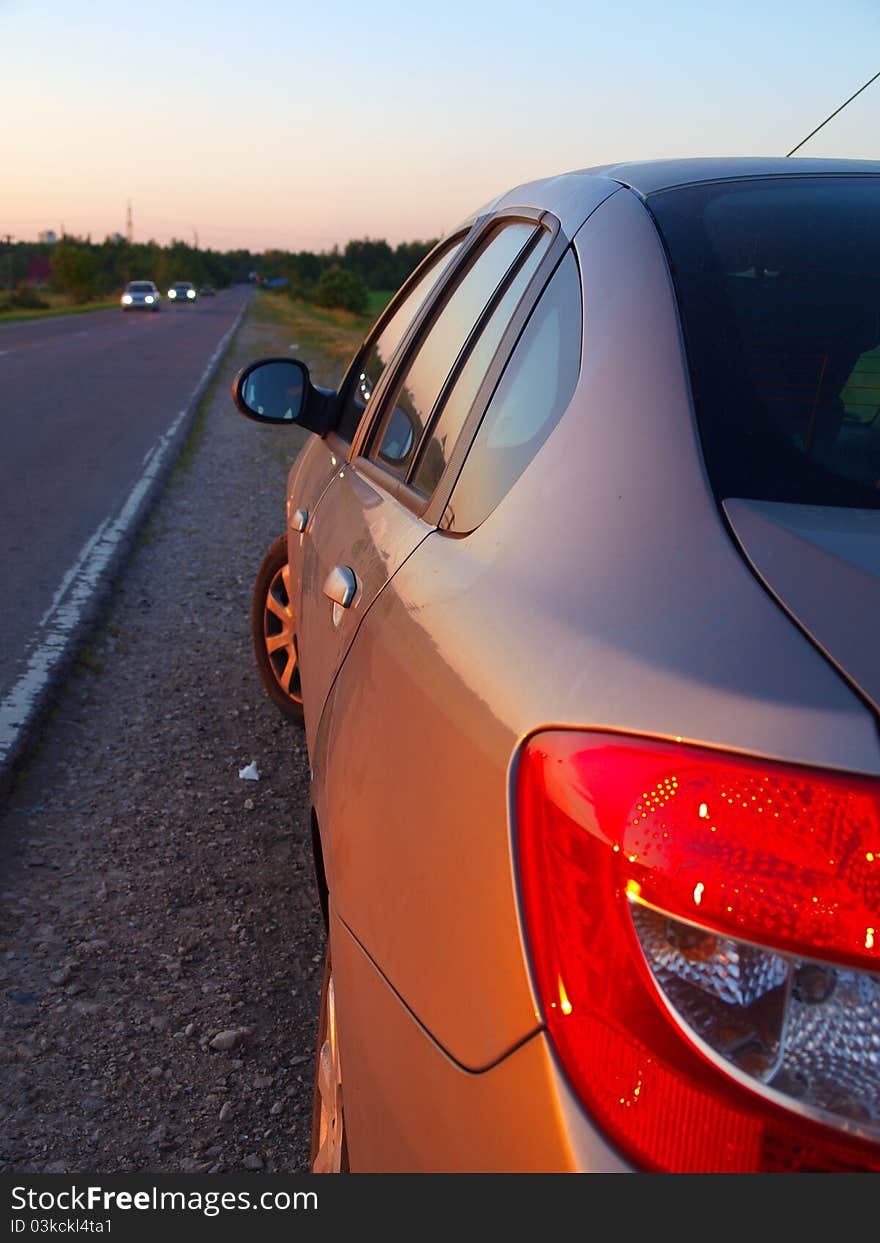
[249,286,389,392]
[0,290,118,324]
[1,234,430,323]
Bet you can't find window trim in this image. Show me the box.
[404,221,558,496]
[352,208,564,501]
[432,242,585,535]
[332,227,474,445]
[349,208,550,464]
[421,222,577,530]
[355,455,433,518]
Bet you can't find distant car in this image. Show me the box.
[120,280,160,312]
[235,157,880,1174]
[199,285,216,298]
[167,281,197,304]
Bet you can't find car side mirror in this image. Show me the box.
[232,357,336,436]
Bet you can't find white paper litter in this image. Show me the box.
[238,761,260,781]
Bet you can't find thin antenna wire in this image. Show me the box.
[786,70,880,156]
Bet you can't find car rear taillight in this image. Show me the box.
[516,731,880,1172]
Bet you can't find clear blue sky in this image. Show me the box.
[2,0,878,251]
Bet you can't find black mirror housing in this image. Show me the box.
[232,357,336,436]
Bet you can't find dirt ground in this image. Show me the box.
[0,293,357,1174]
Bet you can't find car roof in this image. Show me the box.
[471,155,880,236]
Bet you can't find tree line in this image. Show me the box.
[1,234,438,314]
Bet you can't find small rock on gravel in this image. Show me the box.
[210,1028,250,1052]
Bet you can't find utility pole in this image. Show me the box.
[192,227,199,250]
[1,234,13,292]
[126,200,133,244]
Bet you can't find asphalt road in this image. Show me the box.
[0,287,251,773]
[0,298,323,1175]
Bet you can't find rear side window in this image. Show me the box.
[443,249,582,533]
[335,238,465,443]
[649,176,880,509]
[369,222,538,478]
[411,228,552,495]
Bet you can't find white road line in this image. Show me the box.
[37,518,111,628]
[0,298,248,768]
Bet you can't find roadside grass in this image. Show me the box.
[367,289,393,315]
[0,294,119,322]
[0,293,119,324]
[249,292,379,391]
[74,644,104,675]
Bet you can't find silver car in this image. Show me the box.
[236,157,880,1173]
[120,279,160,311]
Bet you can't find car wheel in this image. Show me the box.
[251,533,304,723]
[310,943,349,1172]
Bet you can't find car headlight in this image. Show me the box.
[187,289,195,299]
[168,289,176,298]
[145,295,154,304]
[122,294,132,304]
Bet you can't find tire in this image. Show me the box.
[310,941,349,1172]
[251,534,304,723]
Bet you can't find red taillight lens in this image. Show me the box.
[516,731,880,1172]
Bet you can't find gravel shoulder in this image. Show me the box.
[0,293,361,1174]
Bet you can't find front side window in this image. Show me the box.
[334,238,465,443]
[443,249,582,533]
[649,176,880,509]
[370,222,538,478]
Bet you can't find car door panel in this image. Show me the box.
[298,463,431,747]
[310,529,541,1071]
[285,433,351,623]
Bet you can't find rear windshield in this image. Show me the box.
[128,282,154,292]
[649,176,880,509]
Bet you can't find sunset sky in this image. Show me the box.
[3,0,878,253]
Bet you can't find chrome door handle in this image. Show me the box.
[323,565,357,608]
[290,507,308,533]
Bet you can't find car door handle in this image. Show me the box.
[323,565,357,609]
[290,507,308,533]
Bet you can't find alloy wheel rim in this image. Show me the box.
[312,974,344,1173]
[263,563,302,703]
